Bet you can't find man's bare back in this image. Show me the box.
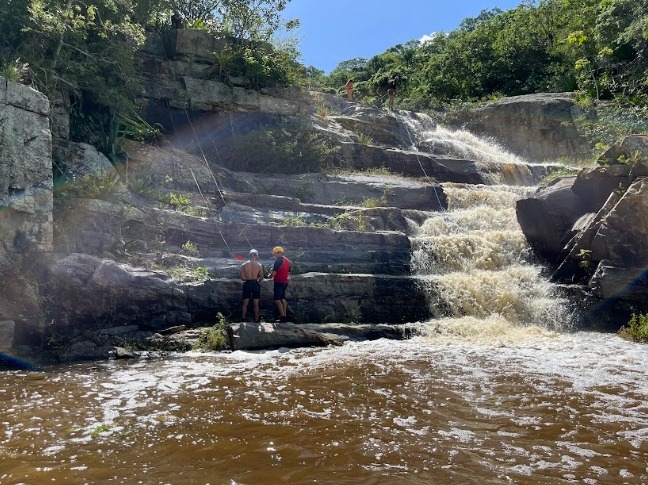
[240,260,264,281]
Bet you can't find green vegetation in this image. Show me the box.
[54,172,122,201]
[359,189,391,208]
[90,424,111,438]
[323,0,648,113]
[0,0,299,162]
[181,240,198,254]
[539,167,578,185]
[327,166,393,177]
[1,58,29,82]
[166,265,212,282]
[215,114,341,173]
[355,132,375,146]
[578,103,648,154]
[190,266,211,279]
[194,312,230,351]
[620,313,648,342]
[158,193,205,216]
[209,42,303,90]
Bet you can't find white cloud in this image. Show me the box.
[419,32,447,44]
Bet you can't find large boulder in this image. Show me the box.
[455,93,589,162]
[516,177,586,259]
[571,165,631,212]
[590,262,648,302]
[44,253,189,331]
[590,177,648,267]
[227,322,409,351]
[54,142,119,180]
[228,322,348,351]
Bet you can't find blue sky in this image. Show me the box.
[281,0,525,73]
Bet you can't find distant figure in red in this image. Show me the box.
[270,246,291,322]
[345,78,354,101]
[387,77,397,111]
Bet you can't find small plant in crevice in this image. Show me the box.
[576,249,593,271]
[129,176,157,199]
[359,189,392,208]
[619,313,648,343]
[55,172,122,201]
[182,240,198,255]
[313,93,332,117]
[355,132,375,146]
[158,193,205,216]
[194,312,230,351]
[1,58,29,82]
[326,166,393,177]
[189,266,211,280]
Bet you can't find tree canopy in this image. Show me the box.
[323,0,648,110]
[0,0,298,158]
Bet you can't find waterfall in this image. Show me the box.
[397,112,557,186]
[399,112,528,165]
[401,115,570,340]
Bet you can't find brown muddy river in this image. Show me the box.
[2,332,647,484]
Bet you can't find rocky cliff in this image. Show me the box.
[0,30,601,362]
[516,135,648,328]
[0,76,53,354]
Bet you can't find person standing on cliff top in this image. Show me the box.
[387,77,398,111]
[240,249,264,322]
[270,246,291,322]
[171,11,184,29]
[345,78,354,101]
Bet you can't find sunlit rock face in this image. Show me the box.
[0,76,53,263]
[0,77,53,352]
[453,93,589,163]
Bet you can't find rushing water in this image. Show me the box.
[3,120,648,484]
[2,335,648,485]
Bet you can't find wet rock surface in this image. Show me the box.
[517,135,648,323]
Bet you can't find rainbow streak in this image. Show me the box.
[0,352,42,371]
[590,266,648,314]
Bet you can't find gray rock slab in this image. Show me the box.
[228,321,348,351]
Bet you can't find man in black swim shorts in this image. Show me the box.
[240,249,264,322]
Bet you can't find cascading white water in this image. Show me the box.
[399,112,529,165]
[400,115,571,341]
[397,111,558,186]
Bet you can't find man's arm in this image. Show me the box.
[270,258,282,278]
[240,262,247,281]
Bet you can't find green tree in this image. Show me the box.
[219,0,297,41]
[595,0,648,100]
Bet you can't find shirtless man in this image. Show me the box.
[240,249,264,322]
[345,78,354,101]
